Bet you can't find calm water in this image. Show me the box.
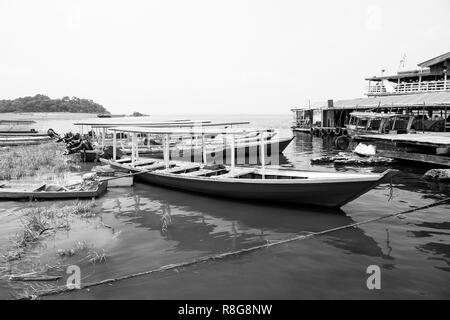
[0,113,449,299]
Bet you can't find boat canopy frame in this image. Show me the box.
[73,120,251,148]
[108,126,270,176]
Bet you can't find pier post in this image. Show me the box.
[445,71,448,91]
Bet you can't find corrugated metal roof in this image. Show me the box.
[292,91,450,111]
[418,52,450,68]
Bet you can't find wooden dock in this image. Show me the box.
[354,132,450,148]
[354,132,450,167]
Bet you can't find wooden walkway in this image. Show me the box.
[355,132,450,147]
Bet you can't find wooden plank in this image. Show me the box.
[138,163,166,171]
[133,159,158,166]
[378,151,450,167]
[355,133,450,148]
[184,169,224,177]
[166,164,201,174]
[213,168,256,179]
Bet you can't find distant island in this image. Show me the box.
[0,94,109,114]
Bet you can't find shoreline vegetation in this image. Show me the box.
[0,142,80,181]
[0,94,109,114]
[0,201,110,299]
[0,142,111,299]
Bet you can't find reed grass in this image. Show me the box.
[0,142,80,180]
[6,201,97,252]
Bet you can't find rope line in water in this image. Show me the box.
[33,197,450,298]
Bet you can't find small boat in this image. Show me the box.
[92,165,134,187]
[119,136,294,160]
[0,181,107,200]
[100,126,395,208]
[0,120,38,134]
[0,136,52,146]
[97,114,126,118]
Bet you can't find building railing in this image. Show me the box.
[367,80,448,95]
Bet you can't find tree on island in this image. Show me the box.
[131,111,149,117]
[0,94,109,114]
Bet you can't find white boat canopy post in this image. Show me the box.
[230,133,235,170]
[101,127,106,149]
[202,133,207,164]
[113,131,117,160]
[260,131,266,178]
[163,134,170,168]
[74,120,250,151]
[108,126,265,173]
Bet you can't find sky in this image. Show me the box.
[0,0,449,114]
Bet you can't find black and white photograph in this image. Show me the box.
[0,0,449,307]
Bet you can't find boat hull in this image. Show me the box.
[104,158,391,208]
[122,137,293,161]
[134,172,384,208]
[0,182,107,200]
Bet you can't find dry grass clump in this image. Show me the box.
[0,201,110,299]
[0,142,80,180]
[6,201,97,253]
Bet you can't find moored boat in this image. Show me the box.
[119,135,294,160]
[100,126,395,208]
[102,157,394,208]
[0,181,107,200]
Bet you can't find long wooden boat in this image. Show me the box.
[0,132,49,137]
[101,158,394,208]
[119,136,294,159]
[0,181,107,200]
[101,126,395,208]
[0,136,52,146]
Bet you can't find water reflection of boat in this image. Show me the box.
[109,185,390,258]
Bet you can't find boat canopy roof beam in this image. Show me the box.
[107,126,264,135]
[74,120,250,128]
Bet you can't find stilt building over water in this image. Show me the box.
[291,52,450,166]
[291,52,450,134]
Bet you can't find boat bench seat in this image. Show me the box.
[165,164,201,174]
[213,168,256,179]
[138,162,174,171]
[184,169,224,177]
[116,158,132,163]
[133,159,158,166]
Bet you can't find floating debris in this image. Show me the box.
[423,169,450,181]
[9,274,62,282]
[311,152,396,166]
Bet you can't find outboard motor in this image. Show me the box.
[47,128,61,140]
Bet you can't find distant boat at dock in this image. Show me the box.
[119,135,294,162]
[97,114,127,118]
[0,119,39,134]
[0,119,51,145]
